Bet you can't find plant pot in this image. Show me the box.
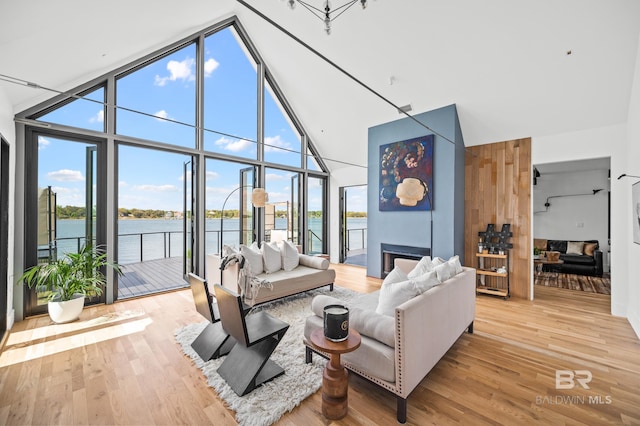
[47,293,85,323]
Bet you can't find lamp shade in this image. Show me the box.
[251,188,268,207]
[396,178,425,206]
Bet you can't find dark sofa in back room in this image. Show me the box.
[534,239,603,277]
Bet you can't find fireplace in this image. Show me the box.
[381,243,431,278]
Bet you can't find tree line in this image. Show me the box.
[56,205,367,219]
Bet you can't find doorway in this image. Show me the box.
[532,158,611,295]
[339,185,367,266]
[24,133,106,316]
[116,145,193,299]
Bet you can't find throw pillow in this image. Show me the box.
[583,242,598,257]
[222,244,239,256]
[349,306,395,347]
[433,262,452,282]
[240,243,263,275]
[384,266,409,285]
[375,279,417,317]
[262,241,281,273]
[412,270,440,294]
[299,254,330,270]
[407,256,433,279]
[533,238,548,250]
[431,256,446,267]
[566,241,585,255]
[447,255,463,275]
[281,240,300,271]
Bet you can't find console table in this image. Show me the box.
[309,327,361,420]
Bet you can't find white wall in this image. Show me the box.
[0,86,15,330]
[624,33,640,338]
[533,168,610,271]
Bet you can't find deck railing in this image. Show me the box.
[54,227,367,264]
[346,227,367,251]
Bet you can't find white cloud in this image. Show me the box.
[89,110,104,123]
[119,181,128,187]
[133,184,179,193]
[215,136,252,152]
[38,137,50,150]
[204,58,219,77]
[206,171,219,181]
[154,110,171,122]
[154,58,196,86]
[48,169,84,182]
[51,186,82,206]
[265,173,284,181]
[264,135,293,153]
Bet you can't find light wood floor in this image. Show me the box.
[1,264,639,425]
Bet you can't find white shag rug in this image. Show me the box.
[175,286,359,426]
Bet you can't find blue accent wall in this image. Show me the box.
[367,104,466,278]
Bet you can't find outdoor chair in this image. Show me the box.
[213,283,290,396]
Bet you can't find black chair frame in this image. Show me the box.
[213,283,289,396]
[188,273,249,361]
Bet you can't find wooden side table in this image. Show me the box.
[310,327,361,420]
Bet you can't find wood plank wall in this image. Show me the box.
[464,138,532,299]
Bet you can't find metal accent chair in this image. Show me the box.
[188,273,248,361]
[213,283,289,396]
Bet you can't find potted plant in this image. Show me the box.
[19,244,122,323]
[533,247,541,258]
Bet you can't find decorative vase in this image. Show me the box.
[47,293,85,323]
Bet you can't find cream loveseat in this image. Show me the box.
[303,257,476,423]
[206,245,335,306]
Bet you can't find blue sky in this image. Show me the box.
[36,26,366,214]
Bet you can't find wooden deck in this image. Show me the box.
[117,257,187,299]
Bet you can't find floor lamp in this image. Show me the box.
[219,186,268,254]
[396,178,433,256]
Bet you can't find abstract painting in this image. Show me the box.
[379,135,434,211]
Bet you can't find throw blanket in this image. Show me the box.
[220,253,272,306]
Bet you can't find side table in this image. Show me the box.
[309,327,361,420]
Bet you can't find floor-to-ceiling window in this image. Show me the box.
[16,18,329,316]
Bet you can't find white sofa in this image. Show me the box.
[303,258,476,423]
[206,253,336,305]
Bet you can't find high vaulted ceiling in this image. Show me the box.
[1,1,639,171]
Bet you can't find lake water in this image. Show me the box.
[55,217,367,264]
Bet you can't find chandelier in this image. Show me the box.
[287,1,368,35]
